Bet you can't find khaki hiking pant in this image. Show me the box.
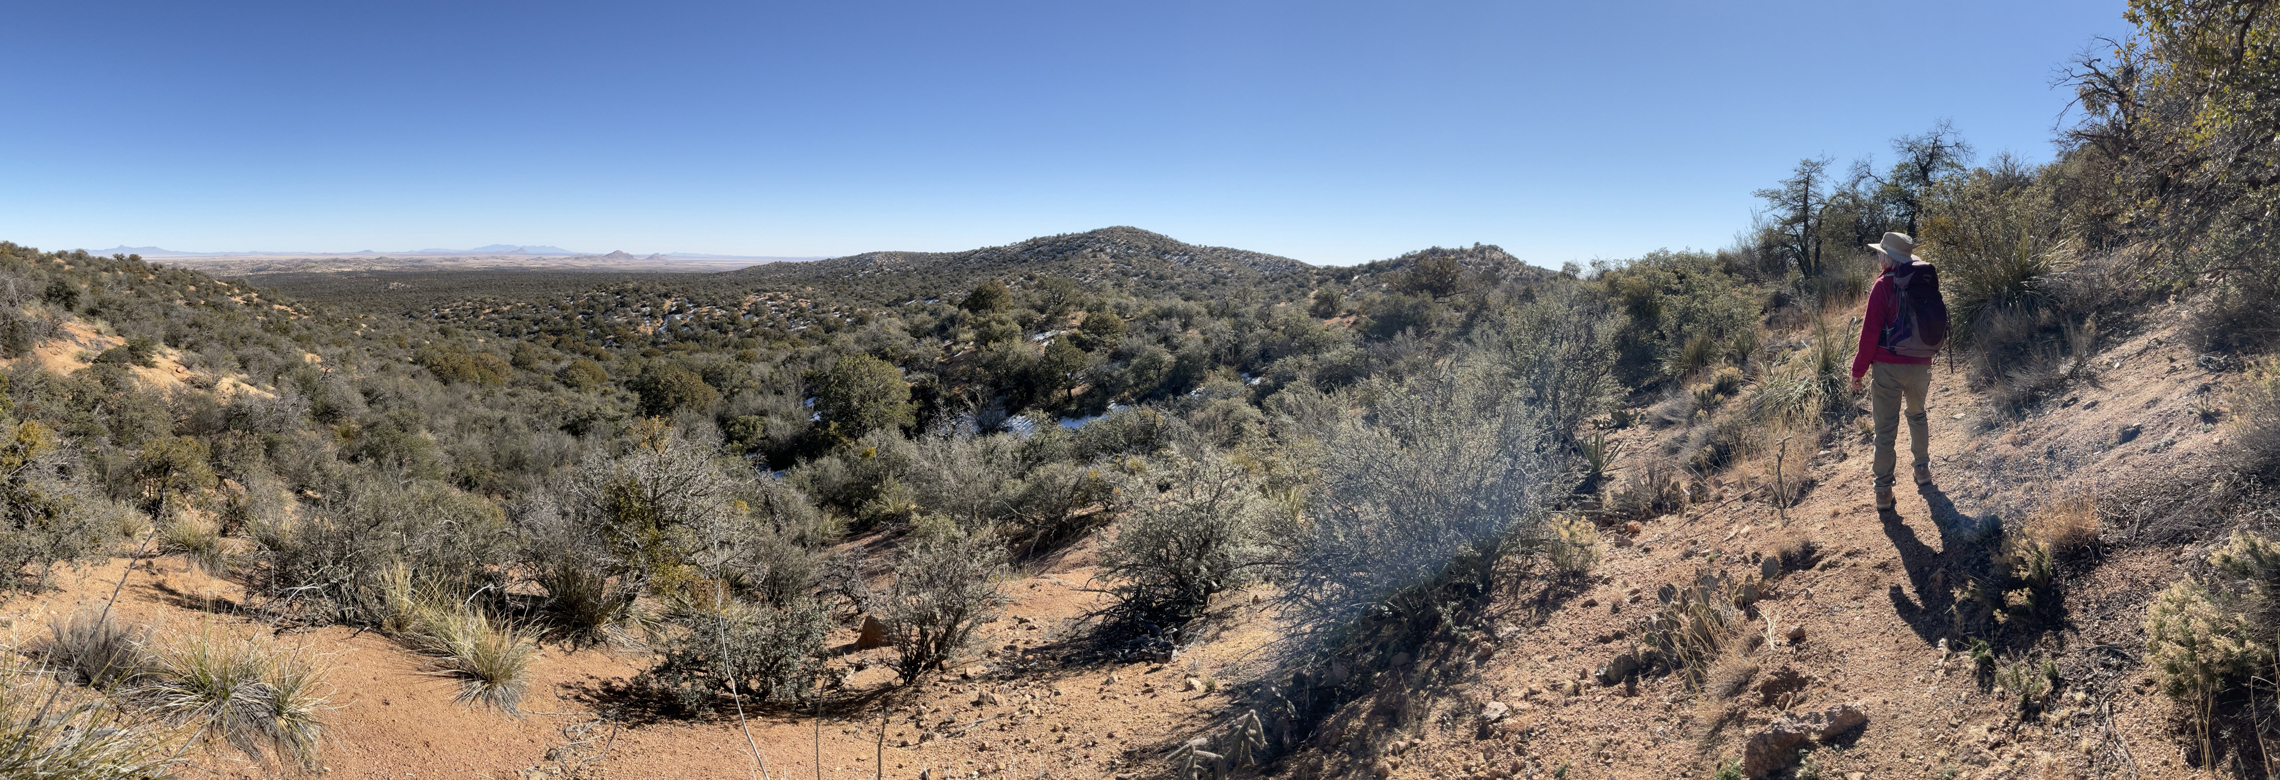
[1871,361,1931,490]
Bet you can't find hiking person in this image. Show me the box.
[1849,232,1948,511]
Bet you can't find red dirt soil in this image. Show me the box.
[0,317,2243,780]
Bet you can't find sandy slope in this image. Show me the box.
[0,317,2240,780]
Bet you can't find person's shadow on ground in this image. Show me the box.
[1881,483,1993,647]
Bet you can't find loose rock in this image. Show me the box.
[855,615,890,649]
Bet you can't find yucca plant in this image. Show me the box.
[1578,432,1624,483]
[0,661,176,779]
[142,624,330,771]
[535,562,646,650]
[162,514,230,577]
[44,609,149,689]
[409,606,538,714]
[376,567,538,714]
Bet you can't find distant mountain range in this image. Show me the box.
[82,244,811,260]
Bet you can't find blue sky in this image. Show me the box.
[1,1,2131,266]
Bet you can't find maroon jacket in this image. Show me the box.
[1851,266,1934,379]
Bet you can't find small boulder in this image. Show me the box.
[1741,723,1814,778]
[1183,677,1204,692]
[1740,703,1868,778]
[1757,666,1809,707]
[855,615,890,649]
[1791,703,1867,739]
[1786,625,1807,643]
[1480,701,1511,723]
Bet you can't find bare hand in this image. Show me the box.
[1849,377,1865,393]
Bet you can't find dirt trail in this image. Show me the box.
[1283,326,2225,780]
[0,324,2234,780]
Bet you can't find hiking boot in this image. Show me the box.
[1914,465,1934,487]
[1875,488,1895,511]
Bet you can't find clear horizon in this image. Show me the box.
[3,1,2130,267]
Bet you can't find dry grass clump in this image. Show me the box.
[0,660,176,779]
[1767,533,1821,573]
[1751,425,1819,512]
[377,564,537,714]
[533,563,645,650]
[43,610,148,689]
[2230,358,2280,480]
[410,606,538,714]
[163,512,230,577]
[143,623,330,770]
[2019,492,2101,560]
[1609,461,1686,521]
[1642,576,1751,688]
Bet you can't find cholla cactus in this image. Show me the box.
[1548,516,1601,576]
[2143,579,2266,759]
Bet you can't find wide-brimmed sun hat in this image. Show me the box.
[1868,232,1920,265]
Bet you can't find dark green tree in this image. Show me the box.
[812,354,913,440]
[632,364,719,418]
[961,280,1011,314]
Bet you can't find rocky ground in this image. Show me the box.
[0,314,2242,780]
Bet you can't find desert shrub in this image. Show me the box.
[1000,460,1115,548]
[1099,452,1271,626]
[1545,515,1601,576]
[1600,250,1756,386]
[631,363,718,418]
[811,353,914,442]
[415,344,512,386]
[0,302,61,359]
[878,524,1007,683]
[555,423,742,591]
[2231,359,2280,480]
[415,610,534,713]
[790,428,916,524]
[259,478,512,625]
[1608,460,1687,521]
[557,357,609,391]
[1275,359,1575,640]
[645,592,829,710]
[2145,530,2280,761]
[901,430,1020,527]
[142,623,330,770]
[164,512,229,576]
[1922,164,2073,348]
[43,610,149,689]
[0,418,105,599]
[91,337,159,368]
[0,660,174,779]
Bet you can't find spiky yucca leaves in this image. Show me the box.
[410,606,538,715]
[162,513,229,577]
[44,609,148,689]
[142,624,330,771]
[0,661,176,780]
[375,565,537,714]
[534,563,646,650]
